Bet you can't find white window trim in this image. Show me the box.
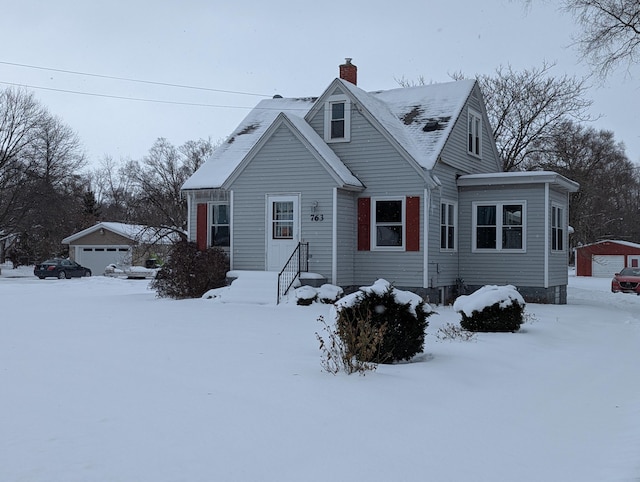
[468,108,482,158]
[472,200,527,252]
[371,196,406,251]
[208,201,231,248]
[551,203,565,252]
[440,200,458,252]
[324,94,351,143]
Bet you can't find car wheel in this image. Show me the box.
[58,271,67,279]
[38,276,45,280]
[84,270,92,277]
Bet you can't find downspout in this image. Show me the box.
[332,187,338,285]
[229,190,234,270]
[423,187,430,289]
[544,183,550,288]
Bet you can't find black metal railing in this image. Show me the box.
[277,242,309,303]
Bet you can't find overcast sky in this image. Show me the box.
[3,0,639,168]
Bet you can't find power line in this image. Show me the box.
[0,81,257,109]
[0,60,271,97]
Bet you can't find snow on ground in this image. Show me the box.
[1,265,639,481]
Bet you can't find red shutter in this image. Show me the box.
[196,203,208,251]
[357,197,371,251]
[406,196,420,251]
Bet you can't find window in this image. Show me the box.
[210,203,230,247]
[552,205,564,251]
[374,199,404,248]
[440,201,457,250]
[324,95,351,142]
[473,202,525,251]
[272,201,294,239]
[468,109,482,157]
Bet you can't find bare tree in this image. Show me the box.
[468,63,594,171]
[528,120,639,244]
[564,0,640,77]
[0,87,47,236]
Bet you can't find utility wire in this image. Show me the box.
[0,60,271,97]
[0,81,257,109]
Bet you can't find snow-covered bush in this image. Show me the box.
[151,240,229,299]
[333,279,434,364]
[294,285,318,306]
[294,284,344,305]
[453,285,525,333]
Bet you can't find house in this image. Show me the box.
[182,59,579,304]
[62,222,177,275]
[575,240,640,277]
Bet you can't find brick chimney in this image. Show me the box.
[339,58,357,85]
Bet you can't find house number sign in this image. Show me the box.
[310,214,324,221]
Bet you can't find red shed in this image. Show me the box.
[575,240,640,277]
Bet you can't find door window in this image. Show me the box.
[272,201,294,239]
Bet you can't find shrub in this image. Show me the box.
[316,315,383,375]
[435,323,477,342]
[454,285,525,332]
[334,280,433,363]
[150,240,229,299]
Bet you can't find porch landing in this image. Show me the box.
[225,270,328,304]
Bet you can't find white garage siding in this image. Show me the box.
[591,255,625,278]
[75,246,132,276]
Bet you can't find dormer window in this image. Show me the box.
[324,95,351,142]
[468,109,482,157]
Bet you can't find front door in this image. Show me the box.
[266,194,300,271]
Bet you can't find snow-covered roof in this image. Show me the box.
[340,78,475,170]
[457,171,580,192]
[62,222,180,245]
[182,97,315,190]
[182,78,477,190]
[576,239,640,250]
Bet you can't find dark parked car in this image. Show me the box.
[611,267,640,295]
[34,258,92,279]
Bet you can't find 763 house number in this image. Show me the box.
[310,214,324,221]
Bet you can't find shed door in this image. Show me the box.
[592,255,625,277]
[266,195,300,271]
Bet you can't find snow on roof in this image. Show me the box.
[183,78,476,190]
[458,170,580,192]
[341,79,475,170]
[62,222,179,244]
[576,239,640,250]
[182,97,315,190]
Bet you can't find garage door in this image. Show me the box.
[592,255,625,277]
[76,247,131,276]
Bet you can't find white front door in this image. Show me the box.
[266,194,300,271]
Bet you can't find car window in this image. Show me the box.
[62,260,72,266]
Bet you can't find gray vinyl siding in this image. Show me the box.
[548,188,570,286]
[458,184,547,287]
[439,85,502,175]
[336,189,356,286]
[309,90,426,288]
[428,163,461,288]
[185,189,228,242]
[227,123,337,276]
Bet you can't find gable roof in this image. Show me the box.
[183,97,315,190]
[182,78,478,190]
[62,222,179,245]
[337,78,476,170]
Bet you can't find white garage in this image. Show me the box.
[591,255,625,278]
[63,222,175,276]
[75,246,132,276]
